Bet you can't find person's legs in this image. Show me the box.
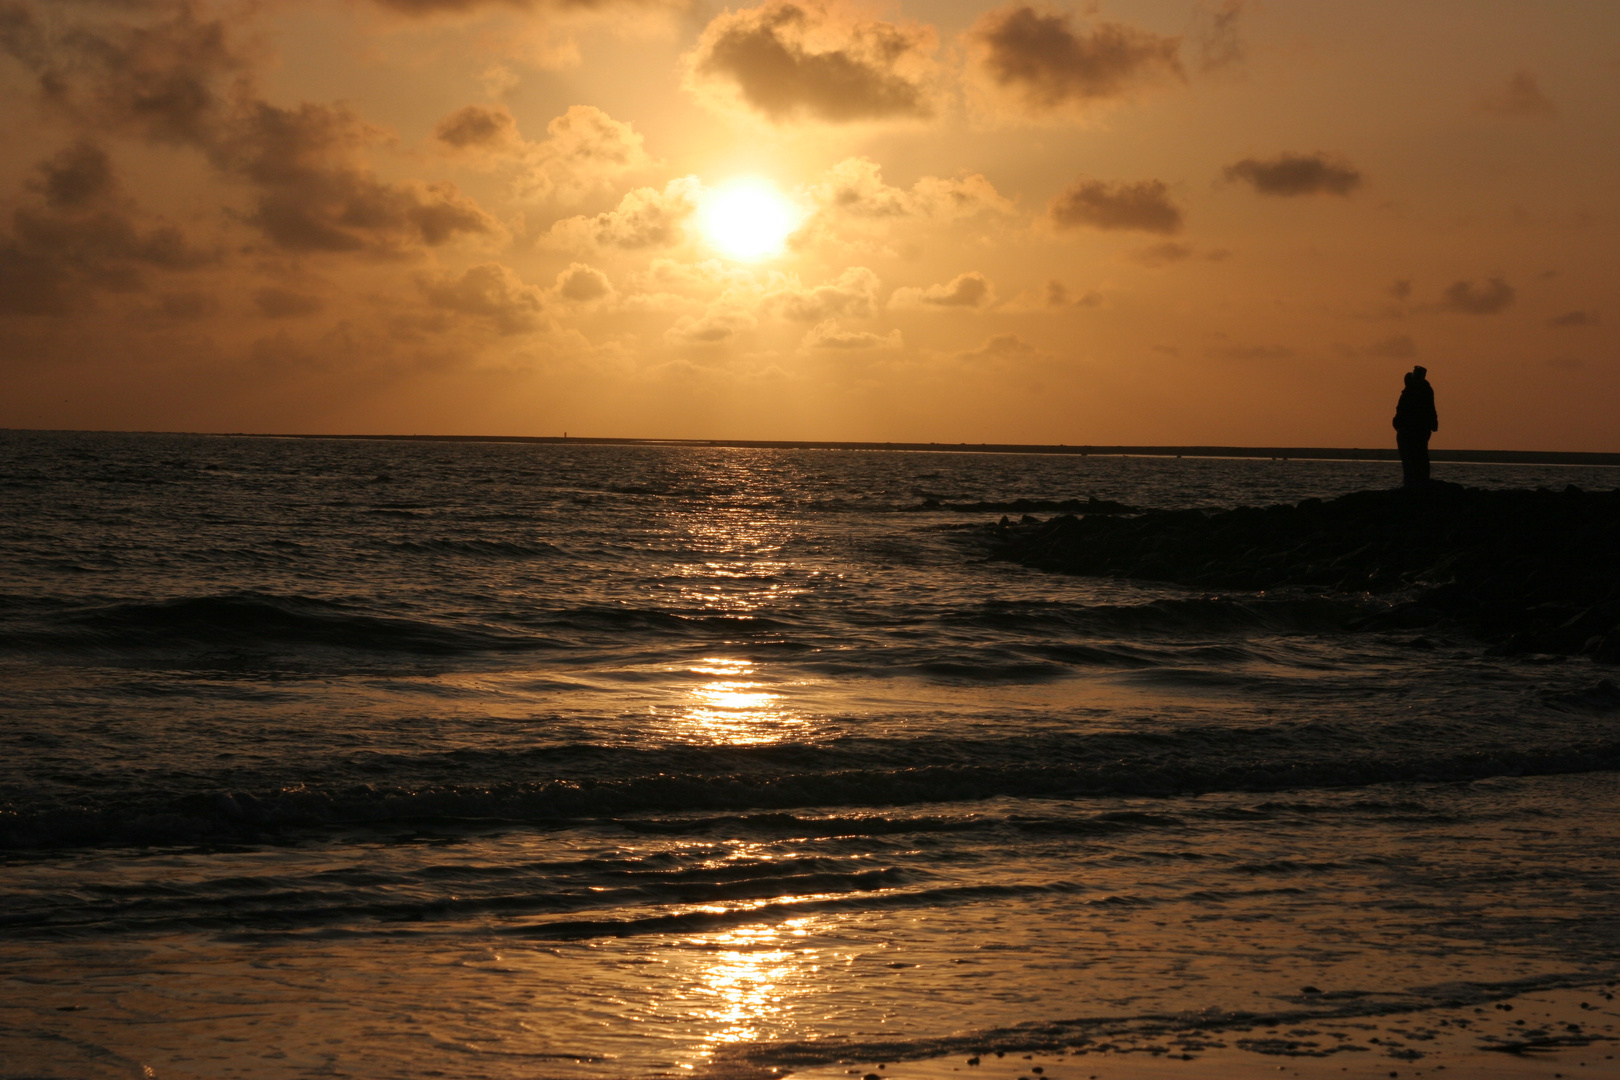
[1414,430,1431,484]
[1396,430,1420,486]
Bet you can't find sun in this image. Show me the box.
[698,178,800,261]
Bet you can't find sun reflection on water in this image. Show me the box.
[670,658,803,745]
[676,919,814,1068]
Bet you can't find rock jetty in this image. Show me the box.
[987,483,1620,661]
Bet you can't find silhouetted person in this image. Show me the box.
[1392,365,1438,487]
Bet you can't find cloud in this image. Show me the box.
[1196,0,1245,73]
[21,2,243,145]
[254,287,325,318]
[1206,343,1294,360]
[800,157,1013,221]
[1366,334,1417,359]
[218,101,500,254]
[418,263,545,334]
[1048,177,1182,233]
[957,332,1039,361]
[969,4,1182,114]
[435,104,652,201]
[890,271,995,309]
[552,262,613,303]
[0,141,213,315]
[1548,310,1597,327]
[801,318,900,350]
[763,266,880,320]
[547,177,700,250]
[11,5,499,257]
[685,1,937,123]
[1389,278,1412,300]
[434,104,520,150]
[1439,277,1514,315]
[665,301,757,344]
[1223,152,1362,196]
[1132,242,1194,266]
[1476,70,1555,118]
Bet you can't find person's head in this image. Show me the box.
[1412,365,1427,379]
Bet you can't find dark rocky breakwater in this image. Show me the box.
[986,483,1620,661]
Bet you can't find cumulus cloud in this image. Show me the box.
[685,1,937,123]
[5,3,500,258]
[418,263,545,334]
[0,141,212,315]
[435,104,653,201]
[552,262,613,304]
[1048,178,1182,233]
[1224,152,1363,196]
[665,301,757,344]
[957,332,1039,362]
[800,157,1013,221]
[1476,70,1555,118]
[547,177,700,250]
[763,266,880,320]
[1440,277,1514,315]
[18,2,243,145]
[801,318,901,350]
[435,104,521,150]
[969,4,1182,114]
[890,271,995,310]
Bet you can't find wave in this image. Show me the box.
[372,537,564,558]
[0,593,554,656]
[7,735,1620,851]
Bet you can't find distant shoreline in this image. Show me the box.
[8,429,1619,466]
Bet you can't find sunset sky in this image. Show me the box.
[1,0,1615,449]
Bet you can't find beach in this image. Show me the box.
[3,430,1619,1079]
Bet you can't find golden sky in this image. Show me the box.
[1,0,1615,448]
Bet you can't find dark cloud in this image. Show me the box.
[1548,310,1597,327]
[1477,70,1555,118]
[689,2,935,123]
[970,5,1182,111]
[1224,152,1362,196]
[1197,0,1244,73]
[1049,178,1182,234]
[764,267,880,321]
[1133,241,1194,266]
[554,263,611,303]
[30,2,242,145]
[1440,277,1514,315]
[27,141,116,209]
[1389,278,1412,300]
[7,4,496,256]
[254,287,325,318]
[218,101,497,253]
[0,141,212,315]
[434,104,518,149]
[891,271,994,309]
[419,263,545,335]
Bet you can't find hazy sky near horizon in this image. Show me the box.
[1,0,1615,448]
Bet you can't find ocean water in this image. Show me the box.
[3,429,1620,1079]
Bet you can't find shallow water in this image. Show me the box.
[3,430,1619,1078]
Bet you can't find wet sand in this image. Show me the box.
[787,986,1619,1080]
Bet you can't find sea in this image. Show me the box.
[3,429,1620,1080]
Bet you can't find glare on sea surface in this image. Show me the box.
[698,178,800,261]
[670,658,802,745]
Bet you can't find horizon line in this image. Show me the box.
[9,429,1619,467]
